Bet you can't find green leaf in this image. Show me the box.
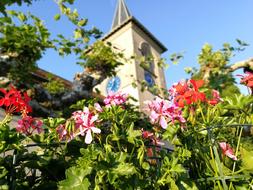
[54,14,61,21]
[241,148,253,172]
[77,19,87,27]
[74,29,82,39]
[137,144,145,165]
[0,166,8,179]
[127,123,141,144]
[141,162,150,170]
[236,39,249,46]
[58,167,91,190]
[18,13,27,22]
[112,163,136,176]
[179,180,198,190]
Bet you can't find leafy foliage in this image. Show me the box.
[192,43,241,96]
[0,0,35,15]
[80,41,124,77]
[0,11,52,84]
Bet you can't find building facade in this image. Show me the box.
[95,0,167,110]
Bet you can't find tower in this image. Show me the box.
[95,0,167,109]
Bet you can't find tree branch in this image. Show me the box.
[228,58,253,72]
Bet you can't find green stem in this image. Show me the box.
[213,145,228,190]
[207,106,210,124]
[0,113,11,127]
[198,103,206,124]
[129,146,135,161]
[229,126,243,190]
[116,141,121,151]
[210,146,222,189]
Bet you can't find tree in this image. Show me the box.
[189,42,251,97]
[0,1,123,117]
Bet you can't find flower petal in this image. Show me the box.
[225,151,237,161]
[94,103,103,112]
[159,116,167,129]
[91,127,101,134]
[85,129,92,144]
[219,142,227,153]
[90,114,98,124]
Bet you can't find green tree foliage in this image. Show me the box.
[80,41,124,77]
[0,0,35,15]
[0,11,52,84]
[192,43,241,97]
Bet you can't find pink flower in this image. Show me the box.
[94,103,103,112]
[239,72,253,88]
[208,90,222,105]
[16,116,43,136]
[145,97,185,129]
[56,124,75,141]
[219,142,237,161]
[56,124,69,141]
[104,91,128,107]
[237,71,253,94]
[72,107,101,144]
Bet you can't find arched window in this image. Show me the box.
[140,42,155,87]
[140,42,155,73]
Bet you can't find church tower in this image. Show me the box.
[95,0,167,109]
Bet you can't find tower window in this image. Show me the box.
[139,42,155,73]
[140,42,155,87]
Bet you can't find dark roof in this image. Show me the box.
[31,68,73,89]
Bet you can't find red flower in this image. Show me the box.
[0,86,32,115]
[173,81,189,95]
[172,80,206,108]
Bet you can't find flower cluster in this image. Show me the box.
[169,79,221,107]
[219,142,237,161]
[57,107,101,144]
[56,124,73,141]
[104,91,128,107]
[145,97,185,129]
[169,79,206,107]
[238,71,253,92]
[16,116,43,136]
[0,86,32,115]
[208,89,222,105]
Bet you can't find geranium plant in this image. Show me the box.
[1,79,252,189]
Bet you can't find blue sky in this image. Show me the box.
[9,0,253,93]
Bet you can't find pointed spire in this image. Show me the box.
[111,0,131,30]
